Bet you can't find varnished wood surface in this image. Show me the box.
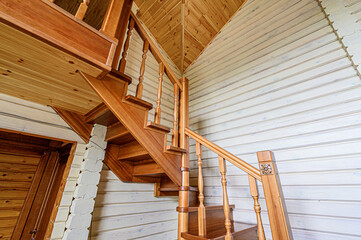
[0,21,104,114]
[134,0,248,71]
[130,12,183,91]
[81,72,182,186]
[0,0,115,68]
[52,107,92,143]
[0,152,40,239]
[54,0,110,30]
[257,151,291,240]
[185,128,261,180]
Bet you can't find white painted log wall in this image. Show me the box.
[320,0,361,74]
[0,93,83,142]
[89,21,180,240]
[185,0,361,239]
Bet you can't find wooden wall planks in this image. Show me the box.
[133,0,247,72]
[90,25,181,240]
[0,152,40,239]
[185,0,361,239]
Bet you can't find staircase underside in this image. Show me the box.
[80,71,185,195]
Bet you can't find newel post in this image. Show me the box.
[257,151,292,240]
[100,0,133,69]
[178,77,189,240]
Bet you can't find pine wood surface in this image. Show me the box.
[133,0,248,71]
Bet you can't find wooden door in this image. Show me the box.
[0,152,41,240]
[18,151,60,240]
[0,130,74,240]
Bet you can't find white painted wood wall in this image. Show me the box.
[185,0,361,239]
[89,22,180,239]
[0,93,83,142]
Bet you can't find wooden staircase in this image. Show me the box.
[42,2,293,239]
[80,70,186,196]
[181,205,258,240]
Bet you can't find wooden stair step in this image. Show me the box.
[106,122,134,144]
[166,145,187,153]
[177,205,235,213]
[146,122,170,133]
[108,69,132,84]
[84,103,118,125]
[181,223,257,240]
[125,95,153,109]
[117,141,150,161]
[160,186,198,192]
[133,161,165,176]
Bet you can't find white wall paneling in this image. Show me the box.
[185,0,361,239]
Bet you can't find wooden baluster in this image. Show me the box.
[218,156,233,240]
[136,40,149,99]
[248,175,266,240]
[196,142,206,236]
[154,63,164,124]
[172,83,179,147]
[75,0,90,20]
[119,18,135,72]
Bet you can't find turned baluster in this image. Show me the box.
[218,156,233,240]
[248,175,266,240]
[154,63,165,124]
[172,83,179,147]
[119,18,135,72]
[136,40,149,99]
[75,0,90,20]
[196,142,206,236]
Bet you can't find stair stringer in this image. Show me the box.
[80,72,182,186]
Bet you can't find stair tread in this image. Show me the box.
[166,145,187,153]
[106,122,134,145]
[84,103,118,125]
[181,222,257,240]
[108,69,132,84]
[147,122,171,133]
[125,95,153,109]
[117,141,150,161]
[185,204,235,213]
[160,186,198,192]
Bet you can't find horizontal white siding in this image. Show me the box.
[90,20,180,240]
[90,167,178,240]
[320,0,361,74]
[0,93,83,142]
[185,0,361,239]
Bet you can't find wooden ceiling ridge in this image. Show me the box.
[133,0,249,73]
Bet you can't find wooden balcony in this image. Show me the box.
[0,0,120,114]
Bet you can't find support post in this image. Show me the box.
[178,77,189,240]
[100,0,133,69]
[257,151,292,240]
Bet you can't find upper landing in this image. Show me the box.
[0,0,119,114]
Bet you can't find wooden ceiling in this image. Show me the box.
[134,0,248,72]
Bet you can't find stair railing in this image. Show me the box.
[185,128,291,240]
[116,12,183,149]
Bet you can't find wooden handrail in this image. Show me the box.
[185,128,262,181]
[130,12,183,91]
